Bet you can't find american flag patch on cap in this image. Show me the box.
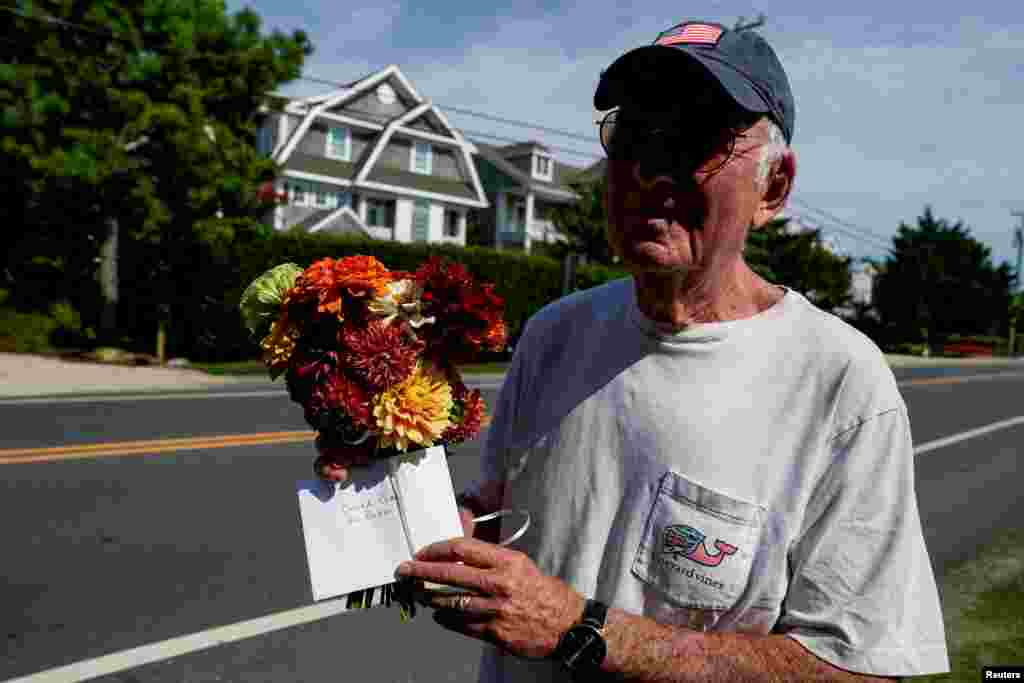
[656,22,723,47]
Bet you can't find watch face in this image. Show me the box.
[562,625,607,670]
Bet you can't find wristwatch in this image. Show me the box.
[554,598,608,678]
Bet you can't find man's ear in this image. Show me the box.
[753,150,796,229]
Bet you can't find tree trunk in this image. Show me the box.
[156,319,167,366]
[99,216,119,341]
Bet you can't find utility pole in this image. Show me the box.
[99,136,148,346]
[1010,212,1024,357]
[1013,212,1024,294]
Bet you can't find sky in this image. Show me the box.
[225,0,1024,275]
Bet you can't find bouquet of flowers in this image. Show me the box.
[239,254,506,459]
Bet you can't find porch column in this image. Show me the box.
[524,192,535,253]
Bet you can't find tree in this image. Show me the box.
[1,0,311,357]
[745,218,852,312]
[872,206,1016,348]
[548,174,617,266]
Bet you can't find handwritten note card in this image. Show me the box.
[296,445,464,603]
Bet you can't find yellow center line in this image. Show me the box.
[0,431,316,465]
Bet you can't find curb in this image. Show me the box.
[2,357,1023,401]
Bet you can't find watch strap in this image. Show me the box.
[580,598,608,630]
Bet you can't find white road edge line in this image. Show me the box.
[1,599,355,683]
[913,414,1024,456]
[3,414,1024,683]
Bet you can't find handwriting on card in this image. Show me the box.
[340,490,398,525]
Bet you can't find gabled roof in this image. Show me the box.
[269,65,487,208]
[473,142,582,202]
[309,206,371,237]
[498,141,550,158]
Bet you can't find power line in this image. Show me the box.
[787,215,893,256]
[296,73,600,146]
[277,93,606,162]
[0,4,148,47]
[0,10,912,255]
[464,130,601,162]
[790,197,894,243]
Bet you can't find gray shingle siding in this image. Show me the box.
[336,79,413,123]
[285,153,356,181]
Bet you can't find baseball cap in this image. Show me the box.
[594,21,796,143]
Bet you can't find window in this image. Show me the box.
[334,190,352,209]
[366,198,397,228]
[444,209,460,238]
[286,179,312,206]
[326,126,350,161]
[256,124,274,156]
[412,141,432,174]
[533,154,553,180]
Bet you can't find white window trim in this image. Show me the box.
[410,140,433,174]
[325,125,351,161]
[533,153,553,181]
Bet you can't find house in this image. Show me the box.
[472,141,585,252]
[254,65,489,245]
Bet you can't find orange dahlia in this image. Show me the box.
[371,362,453,452]
[334,255,393,298]
[290,258,345,319]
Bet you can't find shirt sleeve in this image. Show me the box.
[470,317,534,494]
[776,407,951,677]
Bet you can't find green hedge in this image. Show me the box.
[0,289,96,353]
[112,232,630,363]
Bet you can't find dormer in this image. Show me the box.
[532,151,553,181]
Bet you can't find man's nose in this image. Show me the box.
[631,158,676,190]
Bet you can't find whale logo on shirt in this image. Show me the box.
[662,524,739,567]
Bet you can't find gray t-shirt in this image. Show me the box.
[478,277,949,680]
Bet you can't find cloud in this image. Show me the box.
[242,0,1024,267]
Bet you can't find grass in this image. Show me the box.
[190,359,511,376]
[919,526,1024,681]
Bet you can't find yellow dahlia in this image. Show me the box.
[371,362,453,451]
[261,317,299,379]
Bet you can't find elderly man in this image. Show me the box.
[318,20,949,682]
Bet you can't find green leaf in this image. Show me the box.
[238,262,303,338]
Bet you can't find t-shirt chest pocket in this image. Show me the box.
[632,471,764,611]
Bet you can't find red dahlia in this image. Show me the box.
[340,319,424,391]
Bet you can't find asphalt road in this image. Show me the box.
[2,366,1023,682]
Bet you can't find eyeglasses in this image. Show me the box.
[597,106,760,176]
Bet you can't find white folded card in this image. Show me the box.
[296,445,465,604]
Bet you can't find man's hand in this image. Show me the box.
[395,537,585,659]
[312,436,373,483]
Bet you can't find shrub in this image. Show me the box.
[0,295,97,354]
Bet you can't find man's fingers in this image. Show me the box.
[312,439,376,482]
[399,559,496,595]
[414,537,509,568]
